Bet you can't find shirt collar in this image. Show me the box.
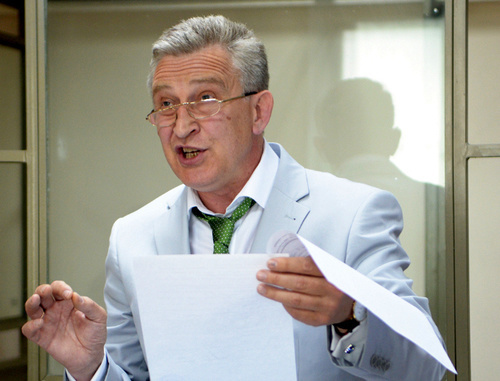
[187,140,279,217]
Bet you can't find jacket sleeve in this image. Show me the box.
[328,190,447,380]
[102,218,150,380]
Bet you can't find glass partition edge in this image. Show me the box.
[25,0,49,380]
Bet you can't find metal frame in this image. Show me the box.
[445,0,464,379]
[25,0,48,379]
[0,0,28,376]
[446,1,500,380]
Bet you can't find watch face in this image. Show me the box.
[354,302,367,321]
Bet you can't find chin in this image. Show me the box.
[178,175,217,193]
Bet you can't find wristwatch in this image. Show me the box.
[353,301,367,322]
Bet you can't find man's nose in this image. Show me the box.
[173,105,199,138]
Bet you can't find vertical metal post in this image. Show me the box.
[25,0,48,379]
[446,0,469,379]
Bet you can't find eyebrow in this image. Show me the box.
[152,77,228,97]
[189,77,227,90]
[152,84,172,97]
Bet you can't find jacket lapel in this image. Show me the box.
[153,187,191,255]
[250,143,310,253]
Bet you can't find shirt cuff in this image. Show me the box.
[65,353,108,381]
[330,317,368,367]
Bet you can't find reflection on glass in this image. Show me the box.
[306,6,446,327]
[315,77,445,325]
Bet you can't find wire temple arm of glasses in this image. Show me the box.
[146,91,259,120]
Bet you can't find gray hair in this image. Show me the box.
[147,15,269,95]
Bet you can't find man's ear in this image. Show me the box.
[251,90,274,135]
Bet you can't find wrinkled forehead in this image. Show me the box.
[152,46,241,95]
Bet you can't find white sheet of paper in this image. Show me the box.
[132,254,297,381]
[267,231,457,374]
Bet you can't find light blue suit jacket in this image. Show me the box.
[100,143,446,380]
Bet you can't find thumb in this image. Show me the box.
[71,292,107,323]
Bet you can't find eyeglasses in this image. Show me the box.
[146,92,257,128]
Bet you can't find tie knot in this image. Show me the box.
[227,197,256,222]
[193,197,256,254]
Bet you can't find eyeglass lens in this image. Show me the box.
[150,100,220,127]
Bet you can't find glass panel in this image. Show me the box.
[0,163,27,380]
[46,0,445,375]
[0,45,24,150]
[469,157,500,379]
[468,1,500,144]
[0,4,19,37]
[0,164,25,319]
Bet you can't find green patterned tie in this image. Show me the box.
[193,197,256,254]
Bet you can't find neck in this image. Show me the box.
[198,191,237,214]
[197,139,265,214]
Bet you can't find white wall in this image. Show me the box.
[468,2,500,379]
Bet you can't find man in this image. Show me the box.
[23,15,446,380]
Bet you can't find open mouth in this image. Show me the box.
[182,148,200,159]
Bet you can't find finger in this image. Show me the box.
[21,318,44,343]
[256,282,324,313]
[257,283,353,326]
[267,256,323,277]
[50,280,74,301]
[29,282,73,313]
[257,270,326,295]
[283,306,333,327]
[25,294,44,319]
[32,284,58,312]
[72,293,107,324]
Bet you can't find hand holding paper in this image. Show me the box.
[267,231,457,375]
[132,230,455,380]
[256,256,355,327]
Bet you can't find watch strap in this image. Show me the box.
[332,301,360,335]
[333,317,360,331]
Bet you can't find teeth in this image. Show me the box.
[183,148,199,159]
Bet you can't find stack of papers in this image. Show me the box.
[133,253,296,381]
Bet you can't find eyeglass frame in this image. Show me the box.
[146,91,258,128]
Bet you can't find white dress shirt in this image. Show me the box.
[187,140,279,255]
